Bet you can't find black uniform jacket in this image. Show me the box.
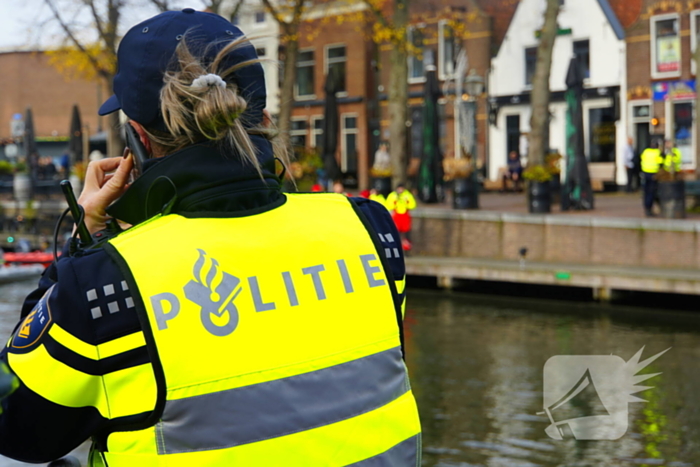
[0,140,406,463]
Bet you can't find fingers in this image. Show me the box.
[83,157,124,192]
[78,155,134,234]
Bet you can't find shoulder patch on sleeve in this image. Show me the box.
[11,285,55,351]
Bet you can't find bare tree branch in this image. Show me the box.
[149,0,173,11]
[228,0,245,22]
[261,0,286,26]
[44,0,109,78]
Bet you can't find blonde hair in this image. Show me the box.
[141,35,288,175]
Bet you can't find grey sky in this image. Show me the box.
[0,1,196,51]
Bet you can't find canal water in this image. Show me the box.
[0,280,699,466]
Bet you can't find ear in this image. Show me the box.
[128,121,153,156]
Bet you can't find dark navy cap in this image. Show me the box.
[99,9,266,128]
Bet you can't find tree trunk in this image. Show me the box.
[103,78,123,158]
[277,26,299,154]
[527,0,559,167]
[389,0,409,187]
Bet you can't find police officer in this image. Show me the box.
[663,138,682,174]
[0,10,420,465]
[640,138,664,217]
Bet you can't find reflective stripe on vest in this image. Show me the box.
[104,193,421,466]
[641,148,662,173]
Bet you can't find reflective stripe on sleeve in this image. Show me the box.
[8,345,156,419]
[157,346,408,454]
[48,325,146,360]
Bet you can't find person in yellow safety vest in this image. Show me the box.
[369,188,390,210]
[386,184,417,251]
[663,139,682,174]
[640,139,664,217]
[0,10,421,466]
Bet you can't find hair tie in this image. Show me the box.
[191,73,227,89]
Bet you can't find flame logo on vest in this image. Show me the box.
[183,249,242,337]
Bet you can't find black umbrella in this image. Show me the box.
[321,69,342,183]
[561,56,594,211]
[68,104,83,168]
[417,61,443,203]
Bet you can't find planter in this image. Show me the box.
[13,173,31,202]
[372,177,392,198]
[549,175,561,206]
[527,180,552,213]
[453,176,479,209]
[658,180,685,219]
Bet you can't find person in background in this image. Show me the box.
[332,180,349,196]
[369,187,389,210]
[663,139,682,174]
[503,150,523,192]
[640,138,664,217]
[386,183,417,251]
[623,136,638,192]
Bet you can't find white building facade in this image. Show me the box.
[488,0,627,186]
[226,0,282,116]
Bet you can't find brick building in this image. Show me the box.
[284,0,519,191]
[0,50,107,158]
[625,0,700,169]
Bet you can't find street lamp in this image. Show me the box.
[454,68,484,209]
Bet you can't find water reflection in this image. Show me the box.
[406,289,699,467]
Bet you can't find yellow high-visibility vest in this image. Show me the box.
[99,193,420,466]
[369,193,390,211]
[641,148,663,174]
[663,148,682,172]
[386,190,416,215]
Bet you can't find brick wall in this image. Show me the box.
[0,52,106,140]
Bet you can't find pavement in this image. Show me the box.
[422,189,700,220]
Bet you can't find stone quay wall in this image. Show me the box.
[410,209,700,270]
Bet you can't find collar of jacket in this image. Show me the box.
[106,137,283,226]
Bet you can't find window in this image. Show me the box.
[573,40,590,80]
[692,10,700,74]
[311,116,324,150]
[231,15,239,26]
[256,47,266,58]
[326,45,346,94]
[341,114,358,172]
[295,49,315,98]
[439,21,459,80]
[651,14,680,78]
[290,118,308,152]
[506,115,521,157]
[588,107,616,163]
[408,26,425,81]
[524,47,537,86]
[255,11,266,23]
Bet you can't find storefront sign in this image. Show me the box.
[656,35,680,73]
[652,80,696,101]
